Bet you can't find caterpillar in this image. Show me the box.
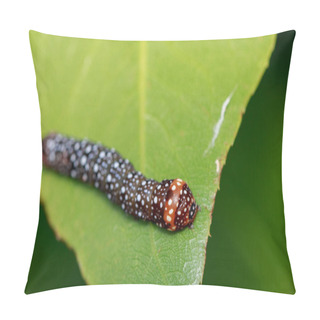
[42,133,199,231]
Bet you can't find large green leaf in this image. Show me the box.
[30,30,275,285]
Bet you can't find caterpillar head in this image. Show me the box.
[162,179,199,231]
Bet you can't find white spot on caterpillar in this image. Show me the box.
[48,153,55,162]
[70,154,76,162]
[203,87,237,156]
[46,139,55,150]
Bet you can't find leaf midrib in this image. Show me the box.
[139,41,147,172]
[139,41,169,284]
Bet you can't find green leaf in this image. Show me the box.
[30,30,275,285]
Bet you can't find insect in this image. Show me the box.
[42,133,199,231]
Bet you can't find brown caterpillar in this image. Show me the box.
[42,133,199,231]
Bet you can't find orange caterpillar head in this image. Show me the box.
[162,179,200,231]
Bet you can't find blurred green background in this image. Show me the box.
[25,205,85,293]
[203,31,295,293]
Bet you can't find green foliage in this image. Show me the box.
[29,30,275,286]
[25,206,85,293]
[203,31,295,293]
